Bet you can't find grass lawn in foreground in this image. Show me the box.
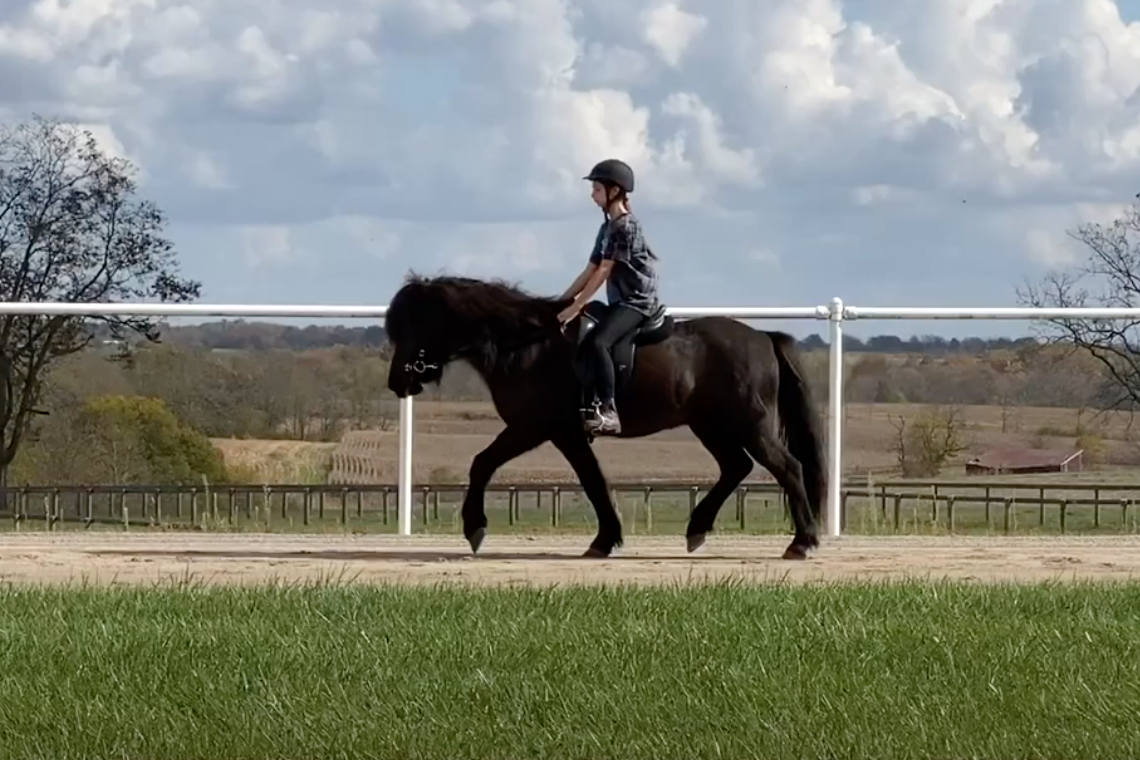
[0,579,1138,759]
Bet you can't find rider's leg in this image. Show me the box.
[587,304,645,433]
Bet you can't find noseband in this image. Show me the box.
[404,349,441,376]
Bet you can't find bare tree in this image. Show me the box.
[0,115,200,485]
[987,350,1028,433]
[1017,199,1140,418]
[340,348,394,431]
[889,406,969,477]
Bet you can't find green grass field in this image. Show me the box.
[1,579,1139,759]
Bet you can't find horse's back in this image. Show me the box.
[638,315,781,391]
[669,315,778,358]
[598,315,785,435]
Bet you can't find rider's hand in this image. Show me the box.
[557,305,580,325]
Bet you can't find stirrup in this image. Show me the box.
[592,404,621,435]
[580,398,602,416]
[581,400,603,431]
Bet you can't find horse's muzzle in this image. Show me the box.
[387,372,424,398]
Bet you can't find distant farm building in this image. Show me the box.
[964,447,1084,476]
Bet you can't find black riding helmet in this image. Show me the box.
[584,158,635,194]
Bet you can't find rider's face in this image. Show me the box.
[590,181,607,208]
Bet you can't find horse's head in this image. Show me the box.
[384,276,460,397]
[384,272,565,397]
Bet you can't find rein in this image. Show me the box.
[403,316,567,378]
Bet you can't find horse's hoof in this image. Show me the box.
[781,543,812,560]
[583,546,610,558]
[467,528,486,554]
[686,533,706,553]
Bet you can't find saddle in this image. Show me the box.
[572,300,674,406]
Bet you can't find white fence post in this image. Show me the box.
[397,395,414,536]
[826,297,844,538]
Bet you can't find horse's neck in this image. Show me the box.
[466,324,559,382]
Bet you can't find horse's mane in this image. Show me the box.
[397,272,569,332]
[387,271,573,376]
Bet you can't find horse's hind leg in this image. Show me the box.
[462,424,548,553]
[742,421,818,560]
[685,424,754,553]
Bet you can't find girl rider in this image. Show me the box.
[557,158,661,435]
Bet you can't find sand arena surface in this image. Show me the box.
[0,533,1138,587]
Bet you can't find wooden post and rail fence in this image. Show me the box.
[1,478,1138,535]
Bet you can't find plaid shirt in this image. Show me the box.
[588,213,660,315]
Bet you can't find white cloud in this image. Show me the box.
[659,91,760,188]
[852,185,892,206]
[2,0,1140,334]
[746,248,780,269]
[1024,228,1078,269]
[238,225,298,268]
[73,121,130,161]
[185,150,230,189]
[641,3,706,67]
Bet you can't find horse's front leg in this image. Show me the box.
[463,424,549,553]
[551,432,622,557]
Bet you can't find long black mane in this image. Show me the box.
[411,273,566,325]
[386,272,572,373]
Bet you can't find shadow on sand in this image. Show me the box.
[84,548,711,563]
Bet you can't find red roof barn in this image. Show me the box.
[965,447,1084,476]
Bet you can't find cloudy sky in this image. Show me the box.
[3,0,1140,338]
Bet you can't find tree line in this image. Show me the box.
[92,318,1040,356]
[2,335,1109,486]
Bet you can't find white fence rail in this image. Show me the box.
[2,299,1134,539]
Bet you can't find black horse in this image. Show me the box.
[384,273,827,560]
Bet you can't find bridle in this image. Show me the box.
[404,348,443,377]
[400,319,568,379]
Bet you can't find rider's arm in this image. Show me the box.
[572,260,613,306]
[562,220,610,301]
[560,263,596,301]
[572,216,630,305]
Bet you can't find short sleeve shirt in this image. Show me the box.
[588,213,660,315]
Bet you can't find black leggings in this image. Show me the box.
[589,304,645,402]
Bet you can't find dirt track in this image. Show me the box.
[0,533,1138,587]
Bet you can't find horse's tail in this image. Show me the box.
[768,331,826,526]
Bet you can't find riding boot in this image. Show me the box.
[586,399,622,435]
